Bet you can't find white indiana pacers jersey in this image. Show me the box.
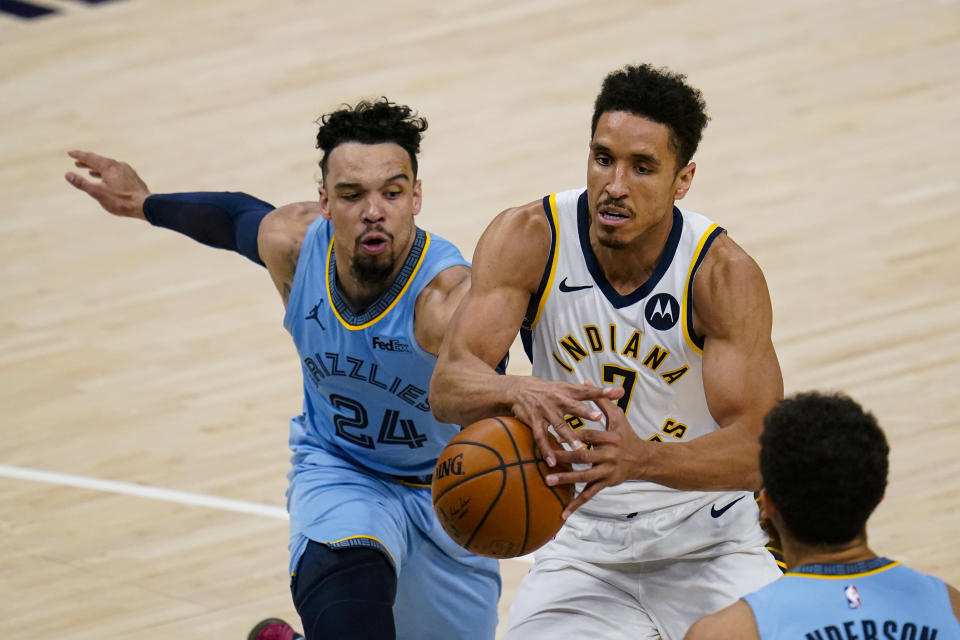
[527,187,737,517]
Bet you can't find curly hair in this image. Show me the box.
[760,391,889,546]
[591,64,709,170]
[315,97,428,181]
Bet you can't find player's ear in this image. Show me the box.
[412,179,422,216]
[673,162,696,200]
[318,186,332,220]
[758,488,776,520]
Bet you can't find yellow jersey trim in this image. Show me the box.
[292,534,398,576]
[531,193,560,329]
[396,478,431,488]
[786,561,900,580]
[328,534,396,564]
[326,233,432,331]
[681,223,719,354]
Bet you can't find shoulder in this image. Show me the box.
[420,263,471,302]
[487,199,553,239]
[257,201,323,305]
[472,199,553,290]
[684,599,760,640]
[697,233,767,297]
[257,201,322,264]
[948,582,960,621]
[692,232,772,337]
[413,264,471,355]
[258,201,322,245]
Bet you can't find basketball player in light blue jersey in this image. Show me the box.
[65,99,591,639]
[685,391,960,640]
[432,64,783,639]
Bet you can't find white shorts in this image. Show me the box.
[504,496,781,640]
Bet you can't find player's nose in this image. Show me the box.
[605,165,629,199]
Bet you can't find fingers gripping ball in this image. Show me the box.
[431,417,573,558]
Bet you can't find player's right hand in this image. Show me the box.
[65,150,150,219]
[509,377,623,467]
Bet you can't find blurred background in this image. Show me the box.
[2,0,958,637]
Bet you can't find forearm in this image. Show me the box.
[638,422,762,491]
[431,354,519,426]
[143,191,275,265]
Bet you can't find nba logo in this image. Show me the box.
[844,585,861,609]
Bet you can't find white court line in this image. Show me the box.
[0,463,289,520]
[0,463,535,562]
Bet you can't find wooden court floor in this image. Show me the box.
[1,0,958,637]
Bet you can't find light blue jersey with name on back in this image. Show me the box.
[743,558,960,640]
[282,217,468,478]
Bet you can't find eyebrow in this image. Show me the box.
[590,143,661,168]
[334,173,411,191]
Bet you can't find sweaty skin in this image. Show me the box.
[431,111,782,518]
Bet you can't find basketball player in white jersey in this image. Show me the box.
[431,64,784,639]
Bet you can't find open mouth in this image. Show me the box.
[358,232,390,255]
[597,206,631,226]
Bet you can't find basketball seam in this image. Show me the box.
[532,458,572,510]
[431,456,540,502]
[494,417,531,554]
[432,441,509,553]
[430,442,508,504]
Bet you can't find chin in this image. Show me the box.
[595,231,629,250]
[351,254,397,284]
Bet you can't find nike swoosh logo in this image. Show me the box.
[558,277,593,293]
[710,496,745,518]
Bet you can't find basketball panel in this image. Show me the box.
[469,464,531,558]
[433,468,505,547]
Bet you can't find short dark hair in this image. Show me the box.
[316,97,428,181]
[760,391,889,546]
[591,64,709,170]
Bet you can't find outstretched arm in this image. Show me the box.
[65,150,274,265]
[65,150,322,306]
[430,201,621,463]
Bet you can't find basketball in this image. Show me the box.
[431,416,573,559]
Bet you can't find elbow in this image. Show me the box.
[428,371,456,425]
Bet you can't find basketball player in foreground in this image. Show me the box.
[685,391,960,639]
[66,99,584,639]
[430,64,784,639]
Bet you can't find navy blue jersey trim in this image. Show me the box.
[520,196,558,364]
[328,227,427,326]
[791,557,895,576]
[685,225,725,350]
[577,192,683,309]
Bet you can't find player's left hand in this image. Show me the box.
[545,387,651,519]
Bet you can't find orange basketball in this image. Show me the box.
[431,416,573,558]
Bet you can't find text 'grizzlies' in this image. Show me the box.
[303,352,430,412]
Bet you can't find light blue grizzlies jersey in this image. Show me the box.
[744,558,960,639]
[283,217,468,478]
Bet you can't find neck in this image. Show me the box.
[589,208,674,295]
[336,274,391,313]
[783,533,877,570]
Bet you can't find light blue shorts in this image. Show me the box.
[286,444,501,639]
